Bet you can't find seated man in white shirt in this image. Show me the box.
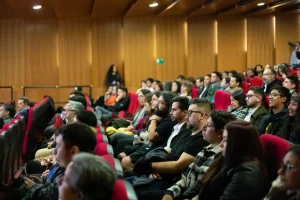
[244,87,268,128]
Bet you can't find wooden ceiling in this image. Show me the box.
[0,0,298,19]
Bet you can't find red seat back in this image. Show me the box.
[260,134,291,182]
[249,76,264,87]
[214,90,227,110]
[94,143,114,156]
[96,133,108,144]
[225,92,232,110]
[102,155,123,178]
[112,179,138,200]
[240,81,249,93]
[191,86,198,98]
[119,93,139,118]
[276,76,284,83]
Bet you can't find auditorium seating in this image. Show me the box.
[260,134,291,182]
[119,92,139,119]
[214,90,227,110]
[95,143,114,156]
[249,76,264,87]
[102,155,123,178]
[96,133,108,144]
[22,96,55,159]
[240,81,249,93]
[112,179,138,200]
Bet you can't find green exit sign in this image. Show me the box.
[156,58,164,65]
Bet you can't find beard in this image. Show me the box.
[155,109,169,118]
[187,123,194,130]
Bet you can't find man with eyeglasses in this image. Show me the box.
[257,86,291,135]
[136,98,210,197]
[244,87,268,128]
[262,68,282,95]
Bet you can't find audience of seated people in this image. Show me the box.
[119,91,175,173]
[207,71,222,103]
[179,80,193,99]
[277,94,300,144]
[58,152,116,200]
[262,68,282,95]
[283,75,299,97]
[132,98,210,196]
[227,89,248,120]
[95,86,129,122]
[0,103,15,125]
[258,86,291,135]
[244,87,269,128]
[264,145,300,200]
[199,74,211,98]
[13,123,96,200]
[225,74,243,93]
[5,61,300,200]
[141,110,236,200]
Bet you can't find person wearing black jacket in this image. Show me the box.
[258,86,291,136]
[14,124,96,200]
[262,68,282,95]
[95,87,129,122]
[196,121,268,200]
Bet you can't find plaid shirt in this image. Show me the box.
[166,144,221,198]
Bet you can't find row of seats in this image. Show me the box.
[0,96,55,187]
[93,126,137,200]
[23,96,55,159]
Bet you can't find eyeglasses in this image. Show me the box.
[280,163,294,172]
[246,94,258,99]
[187,110,207,117]
[263,73,271,76]
[269,93,281,98]
[65,109,75,112]
[203,123,215,130]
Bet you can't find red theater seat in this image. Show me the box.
[214,90,227,110]
[112,179,138,200]
[96,134,108,144]
[101,155,123,178]
[260,134,291,182]
[119,92,139,119]
[249,76,264,87]
[94,143,114,156]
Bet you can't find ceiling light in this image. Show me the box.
[149,2,159,7]
[257,2,265,6]
[33,5,42,10]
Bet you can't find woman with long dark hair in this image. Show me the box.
[197,121,268,200]
[277,94,300,144]
[105,64,122,86]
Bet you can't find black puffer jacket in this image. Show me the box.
[197,161,268,200]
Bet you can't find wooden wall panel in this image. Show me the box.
[247,15,274,67]
[57,18,91,86]
[123,17,155,91]
[24,19,58,86]
[0,19,24,87]
[276,14,300,65]
[91,17,123,97]
[0,15,299,104]
[217,16,246,73]
[187,16,216,77]
[155,16,186,82]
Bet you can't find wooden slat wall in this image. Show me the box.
[187,16,216,77]
[217,16,246,73]
[276,14,299,65]
[0,14,299,103]
[247,15,275,68]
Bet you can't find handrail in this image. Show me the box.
[22,85,92,97]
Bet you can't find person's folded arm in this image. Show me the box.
[152,152,195,174]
